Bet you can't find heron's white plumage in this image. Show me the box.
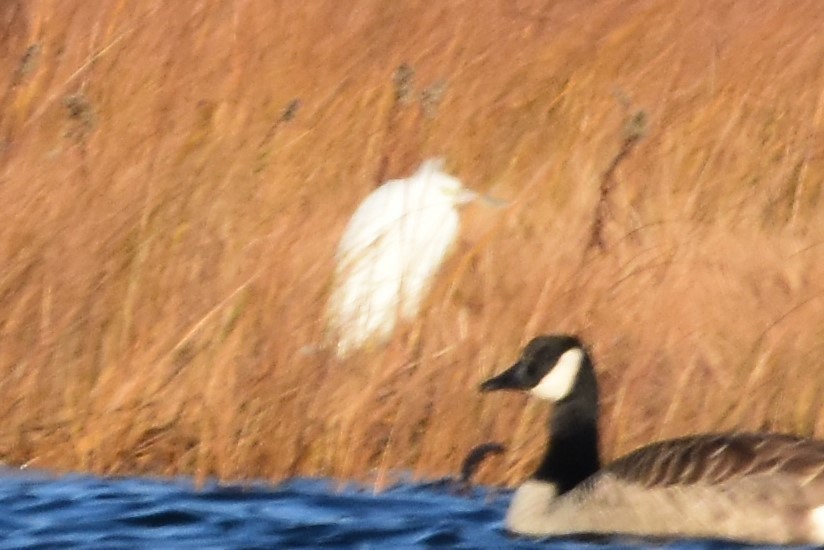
[327,158,480,357]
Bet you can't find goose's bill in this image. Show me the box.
[479,363,525,392]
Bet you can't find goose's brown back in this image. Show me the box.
[606,432,824,489]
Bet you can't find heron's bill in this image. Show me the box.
[477,194,508,208]
[452,187,508,208]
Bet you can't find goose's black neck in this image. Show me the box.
[531,353,600,494]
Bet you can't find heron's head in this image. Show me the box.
[411,158,476,205]
[414,158,507,208]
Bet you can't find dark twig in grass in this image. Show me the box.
[374,63,416,186]
[460,441,505,486]
[587,110,647,252]
[258,98,301,148]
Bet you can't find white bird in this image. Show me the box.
[327,158,499,358]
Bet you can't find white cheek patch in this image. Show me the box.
[530,348,583,401]
[809,505,824,543]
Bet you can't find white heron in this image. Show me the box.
[327,158,502,358]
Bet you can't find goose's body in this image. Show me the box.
[481,335,824,545]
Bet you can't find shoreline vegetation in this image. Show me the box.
[2,1,824,488]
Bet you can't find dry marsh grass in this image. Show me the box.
[1,0,824,488]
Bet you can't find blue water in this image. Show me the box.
[0,469,811,549]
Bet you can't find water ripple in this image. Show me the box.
[0,469,814,549]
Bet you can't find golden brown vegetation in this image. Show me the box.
[2,0,824,488]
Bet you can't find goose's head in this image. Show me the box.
[480,335,590,402]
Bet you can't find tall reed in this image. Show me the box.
[1,0,823,486]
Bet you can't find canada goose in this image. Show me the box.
[480,335,824,545]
